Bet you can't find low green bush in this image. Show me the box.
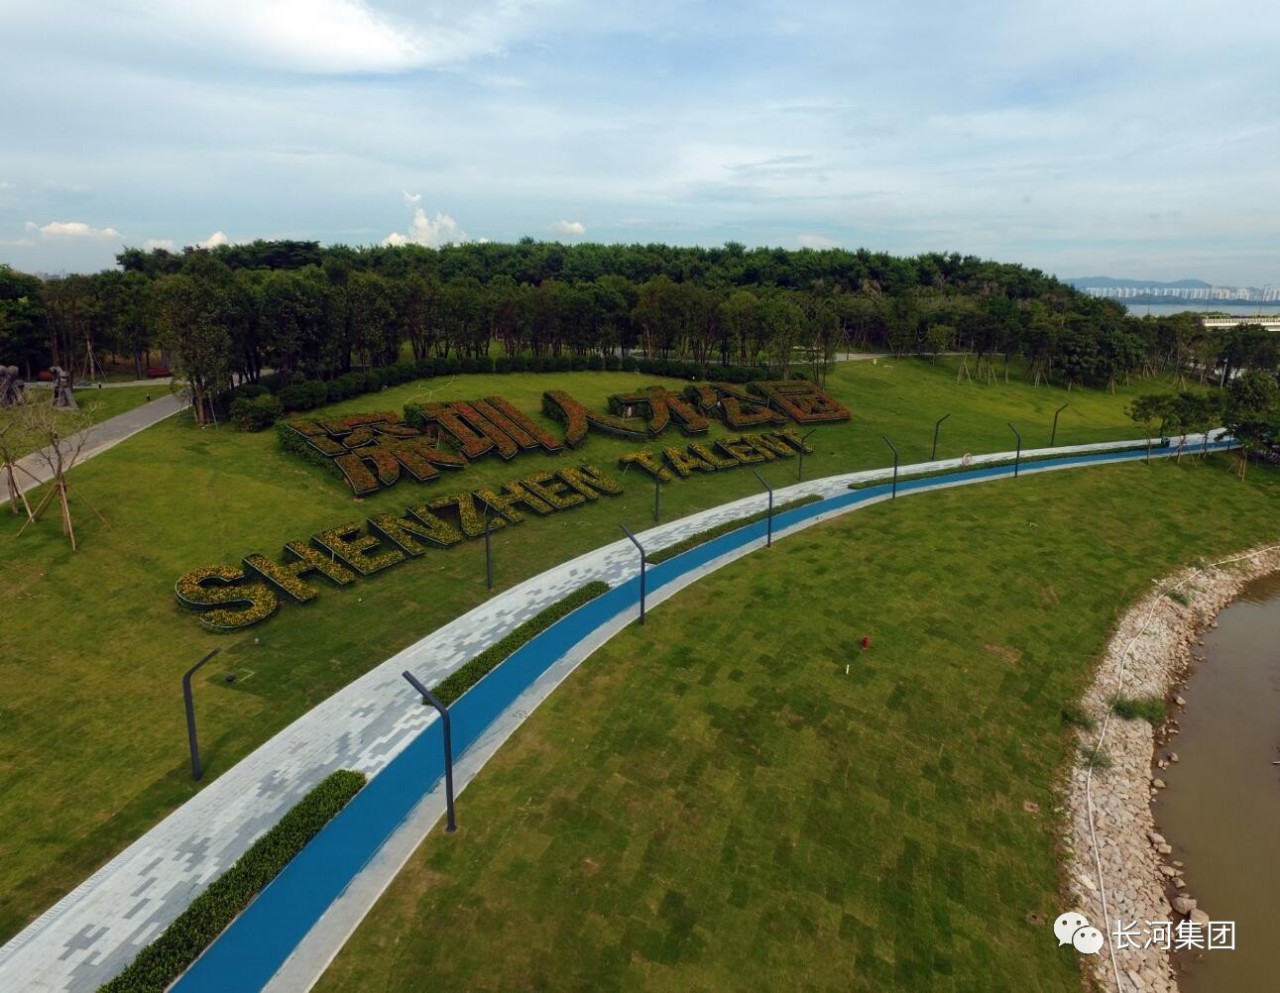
[229,394,284,432]
[1080,745,1113,770]
[1110,695,1167,725]
[277,382,314,412]
[1060,702,1096,730]
[98,769,367,993]
[432,581,610,706]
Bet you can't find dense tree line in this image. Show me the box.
[3,241,1280,426]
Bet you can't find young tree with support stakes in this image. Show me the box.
[0,406,36,520]
[15,399,107,549]
[1126,392,1171,452]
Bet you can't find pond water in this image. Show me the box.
[1154,572,1280,992]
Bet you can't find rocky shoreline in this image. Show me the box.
[1062,544,1280,993]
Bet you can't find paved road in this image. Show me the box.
[0,432,1219,993]
[11,392,188,497]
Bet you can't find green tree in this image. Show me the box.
[1223,369,1280,478]
[153,259,235,425]
[1126,392,1174,443]
[0,265,49,377]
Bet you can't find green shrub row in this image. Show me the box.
[432,581,611,706]
[226,355,776,425]
[647,494,824,564]
[229,393,284,432]
[98,769,368,993]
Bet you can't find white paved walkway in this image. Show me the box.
[0,435,1207,992]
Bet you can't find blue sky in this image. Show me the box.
[3,0,1279,285]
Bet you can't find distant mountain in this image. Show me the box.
[1065,276,1278,303]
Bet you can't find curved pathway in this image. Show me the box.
[0,434,1232,992]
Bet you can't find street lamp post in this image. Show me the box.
[1050,403,1069,447]
[182,648,221,782]
[1008,422,1023,477]
[931,413,951,462]
[619,524,647,625]
[797,429,817,481]
[882,434,900,499]
[401,671,457,833]
[483,511,494,591]
[752,470,774,547]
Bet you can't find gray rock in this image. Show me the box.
[1172,896,1197,914]
[1190,908,1210,926]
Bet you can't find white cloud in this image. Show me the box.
[11,1,559,76]
[798,233,839,249]
[550,219,586,237]
[144,238,176,251]
[196,231,229,249]
[29,220,123,239]
[403,191,422,205]
[384,202,471,247]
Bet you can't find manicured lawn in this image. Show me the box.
[0,360,1206,940]
[315,456,1280,993]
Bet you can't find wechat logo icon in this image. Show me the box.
[1054,911,1105,955]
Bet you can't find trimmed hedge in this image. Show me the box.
[98,769,367,993]
[432,581,610,706]
[647,494,824,564]
[241,356,775,421]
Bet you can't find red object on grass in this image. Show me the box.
[146,367,171,378]
[860,636,870,650]
[37,370,53,381]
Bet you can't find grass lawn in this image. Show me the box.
[0,359,1210,940]
[315,456,1280,993]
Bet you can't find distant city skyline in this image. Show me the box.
[1067,277,1280,303]
[4,1,1280,286]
